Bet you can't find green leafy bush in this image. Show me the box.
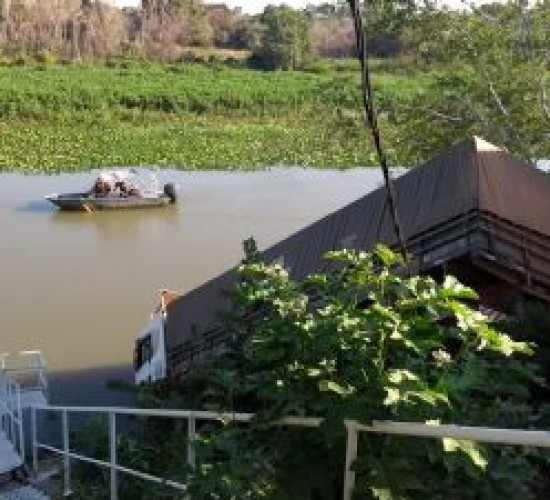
[180,245,541,499]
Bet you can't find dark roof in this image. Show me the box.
[165,137,550,352]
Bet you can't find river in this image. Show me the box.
[0,168,388,405]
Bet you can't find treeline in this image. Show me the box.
[0,0,359,66]
[4,0,546,73]
[1,1,548,73]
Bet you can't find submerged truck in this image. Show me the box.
[135,290,177,385]
[134,137,550,385]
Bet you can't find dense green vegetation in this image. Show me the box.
[0,0,547,173]
[67,246,547,499]
[0,61,433,172]
[117,245,543,499]
[0,0,548,172]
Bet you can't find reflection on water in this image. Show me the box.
[50,205,180,239]
[0,168,385,403]
[17,199,54,214]
[48,364,136,406]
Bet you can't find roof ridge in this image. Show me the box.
[473,136,502,152]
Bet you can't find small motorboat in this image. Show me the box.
[46,168,178,212]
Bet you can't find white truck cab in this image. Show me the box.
[134,290,179,385]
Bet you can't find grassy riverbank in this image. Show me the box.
[0,61,433,172]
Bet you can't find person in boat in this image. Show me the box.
[113,177,140,197]
[92,178,111,197]
[114,180,128,197]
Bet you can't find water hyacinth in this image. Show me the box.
[0,63,430,173]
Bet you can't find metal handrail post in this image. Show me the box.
[17,382,24,462]
[1,378,4,433]
[109,412,118,500]
[32,406,38,475]
[0,375,5,434]
[40,369,48,394]
[187,415,196,469]
[62,410,72,497]
[343,421,358,500]
[8,380,14,442]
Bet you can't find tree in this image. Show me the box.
[254,5,311,70]
[231,17,263,50]
[1,0,11,42]
[395,1,550,165]
[207,4,241,48]
[362,0,421,38]
[310,15,355,57]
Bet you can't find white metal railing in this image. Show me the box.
[0,350,48,470]
[1,351,48,402]
[31,405,256,499]
[341,420,550,500]
[29,404,550,500]
[0,373,25,463]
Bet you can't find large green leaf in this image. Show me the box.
[318,379,355,397]
[442,438,488,470]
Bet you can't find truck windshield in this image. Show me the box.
[134,335,152,370]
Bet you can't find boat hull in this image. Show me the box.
[46,192,174,211]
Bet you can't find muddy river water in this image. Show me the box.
[0,168,388,404]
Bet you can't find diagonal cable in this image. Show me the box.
[347,0,408,262]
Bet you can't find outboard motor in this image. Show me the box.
[163,183,177,204]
